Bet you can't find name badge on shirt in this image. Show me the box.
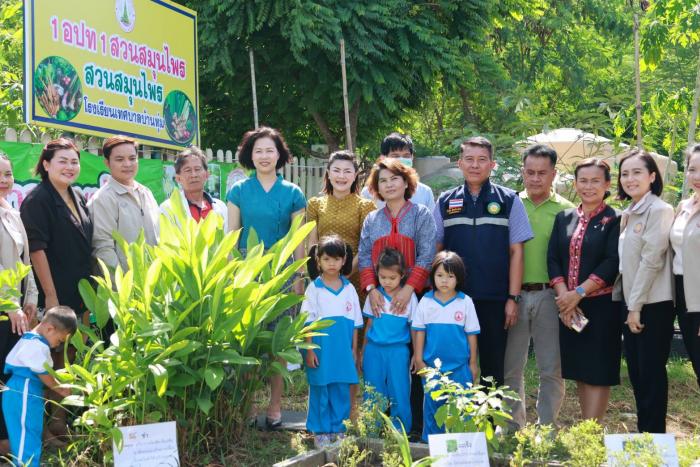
[447,198,463,215]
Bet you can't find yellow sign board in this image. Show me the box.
[24,0,199,149]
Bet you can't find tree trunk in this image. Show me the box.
[634,12,643,149]
[683,46,700,198]
[349,99,360,152]
[458,87,473,125]
[310,110,340,152]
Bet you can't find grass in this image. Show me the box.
[522,356,700,436]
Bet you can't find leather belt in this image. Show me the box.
[521,283,551,292]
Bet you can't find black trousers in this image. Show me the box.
[0,319,21,440]
[622,300,674,433]
[675,276,700,389]
[409,344,423,436]
[474,299,508,387]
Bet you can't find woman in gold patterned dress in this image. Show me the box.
[307,151,376,280]
[306,150,376,416]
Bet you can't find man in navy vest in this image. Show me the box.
[433,136,533,386]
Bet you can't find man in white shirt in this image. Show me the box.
[361,132,435,211]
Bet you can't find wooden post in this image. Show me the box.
[634,12,643,149]
[340,38,353,152]
[249,49,259,129]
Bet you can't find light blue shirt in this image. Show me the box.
[226,173,306,248]
[301,277,363,385]
[412,291,480,373]
[362,182,435,212]
[362,286,418,345]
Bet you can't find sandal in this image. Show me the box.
[265,416,282,430]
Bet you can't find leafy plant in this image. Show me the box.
[421,365,517,452]
[511,424,563,466]
[0,261,30,314]
[53,190,325,463]
[678,436,700,467]
[379,412,434,467]
[557,419,607,467]
[609,433,665,467]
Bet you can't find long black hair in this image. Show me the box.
[307,235,353,279]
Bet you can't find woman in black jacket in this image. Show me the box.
[547,158,621,423]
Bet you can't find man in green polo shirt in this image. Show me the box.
[504,144,574,429]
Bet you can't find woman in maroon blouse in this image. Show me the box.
[547,158,621,423]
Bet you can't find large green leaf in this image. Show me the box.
[148,364,168,397]
[203,367,224,390]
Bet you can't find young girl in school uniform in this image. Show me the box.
[360,247,418,432]
[411,251,480,441]
[301,235,363,448]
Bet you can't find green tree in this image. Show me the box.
[0,0,24,128]
[187,0,492,152]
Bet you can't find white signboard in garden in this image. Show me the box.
[604,434,679,467]
[113,421,179,467]
[428,432,489,466]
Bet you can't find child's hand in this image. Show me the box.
[469,361,479,384]
[355,351,363,376]
[305,349,319,369]
[411,357,426,375]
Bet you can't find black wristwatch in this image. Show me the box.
[508,294,522,304]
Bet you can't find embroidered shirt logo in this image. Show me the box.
[633,223,644,234]
[487,202,501,215]
[454,311,464,322]
[447,198,463,215]
[345,301,352,313]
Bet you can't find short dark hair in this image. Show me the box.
[43,305,78,335]
[429,251,466,292]
[376,247,406,277]
[522,144,557,167]
[460,136,493,159]
[102,135,138,160]
[236,126,292,171]
[365,158,418,201]
[175,146,208,174]
[322,150,359,195]
[307,235,353,280]
[381,132,414,156]
[35,138,80,182]
[574,157,612,200]
[617,148,664,200]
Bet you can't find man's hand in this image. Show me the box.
[504,299,519,329]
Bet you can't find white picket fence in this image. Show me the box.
[2,127,328,199]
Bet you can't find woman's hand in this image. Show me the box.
[555,290,581,315]
[559,309,576,329]
[368,288,385,317]
[625,310,644,334]
[8,309,28,335]
[23,303,37,324]
[390,285,414,315]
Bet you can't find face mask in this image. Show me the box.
[397,157,413,168]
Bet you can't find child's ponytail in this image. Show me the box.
[307,235,352,280]
[307,244,320,279]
